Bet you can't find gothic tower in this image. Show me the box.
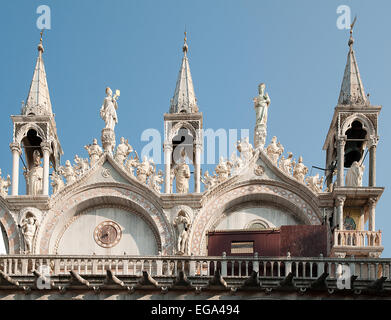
[323,23,384,257]
[163,32,203,194]
[10,33,63,196]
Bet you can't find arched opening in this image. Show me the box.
[344,121,367,168]
[21,129,43,170]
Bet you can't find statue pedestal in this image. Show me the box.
[101,128,116,155]
[254,124,267,149]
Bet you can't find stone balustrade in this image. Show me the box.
[334,230,382,247]
[0,254,390,281]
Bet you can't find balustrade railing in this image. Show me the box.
[333,230,382,247]
[1,254,390,281]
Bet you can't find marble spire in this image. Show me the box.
[337,18,367,105]
[22,31,53,116]
[169,32,199,113]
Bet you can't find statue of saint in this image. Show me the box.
[51,171,64,194]
[0,169,11,198]
[59,160,76,185]
[279,152,294,175]
[100,87,120,131]
[236,137,254,163]
[215,156,232,183]
[26,150,43,196]
[115,137,133,165]
[266,136,284,166]
[148,169,164,193]
[174,214,191,255]
[305,174,324,193]
[345,161,365,187]
[74,155,90,176]
[136,156,154,184]
[292,156,308,183]
[201,170,217,190]
[20,215,38,254]
[84,138,103,167]
[253,83,271,127]
[125,152,139,176]
[173,149,191,194]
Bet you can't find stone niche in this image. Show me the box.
[55,207,159,255]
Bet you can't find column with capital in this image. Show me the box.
[335,196,346,231]
[41,141,51,196]
[163,142,173,193]
[368,197,377,232]
[336,137,346,187]
[368,136,378,187]
[9,142,21,196]
[194,142,202,193]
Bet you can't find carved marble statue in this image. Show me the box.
[201,170,217,190]
[174,214,191,255]
[253,83,271,127]
[26,150,43,196]
[173,149,191,194]
[115,137,133,165]
[51,171,64,194]
[84,138,103,167]
[266,136,284,166]
[305,174,324,193]
[229,152,243,176]
[125,152,139,176]
[215,156,232,183]
[100,87,120,131]
[136,156,154,184]
[236,137,254,163]
[292,156,308,183]
[279,152,294,175]
[20,215,38,254]
[59,160,77,185]
[0,169,11,198]
[345,161,365,187]
[148,169,164,193]
[74,155,90,176]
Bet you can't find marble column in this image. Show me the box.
[9,142,21,196]
[336,196,346,231]
[163,142,173,194]
[368,138,377,187]
[336,138,346,187]
[368,197,376,232]
[194,143,202,193]
[41,141,51,196]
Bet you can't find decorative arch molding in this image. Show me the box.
[15,123,46,144]
[190,181,322,255]
[244,218,275,230]
[169,121,197,143]
[0,201,21,254]
[39,185,175,254]
[341,113,376,137]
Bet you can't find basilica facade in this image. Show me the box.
[0,28,388,300]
